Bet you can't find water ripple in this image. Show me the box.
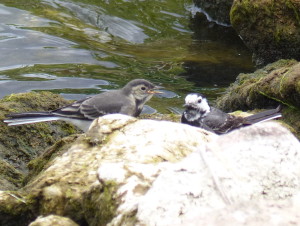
[0,4,114,69]
[44,0,149,43]
[0,75,109,98]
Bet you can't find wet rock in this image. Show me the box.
[0,92,80,189]
[230,0,300,66]
[29,215,79,226]
[216,59,300,137]
[193,0,234,25]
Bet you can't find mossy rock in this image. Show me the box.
[0,91,81,189]
[230,0,300,66]
[138,113,181,123]
[216,59,300,137]
[0,191,38,226]
[24,134,80,185]
[0,159,23,190]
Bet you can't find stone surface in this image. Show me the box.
[0,114,299,225]
[105,121,300,225]
[179,194,300,226]
[230,0,300,66]
[29,215,79,226]
[21,115,213,225]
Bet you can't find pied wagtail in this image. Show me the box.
[4,79,162,132]
[181,93,282,134]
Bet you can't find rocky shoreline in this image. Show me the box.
[195,0,300,66]
[1,0,300,225]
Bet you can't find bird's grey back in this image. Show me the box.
[80,89,134,118]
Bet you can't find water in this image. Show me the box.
[0,0,254,113]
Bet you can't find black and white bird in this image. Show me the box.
[4,79,161,132]
[181,93,282,134]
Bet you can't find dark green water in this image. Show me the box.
[0,0,254,113]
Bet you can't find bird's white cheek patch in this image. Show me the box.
[185,94,199,105]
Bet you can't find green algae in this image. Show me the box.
[0,160,23,190]
[138,113,181,123]
[230,0,300,65]
[24,135,80,185]
[0,92,81,189]
[82,181,118,226]
[0,192,37,226]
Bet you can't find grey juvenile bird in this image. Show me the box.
[4,79,161,131]
[181,93,282,134]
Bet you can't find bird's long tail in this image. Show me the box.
[244,106,282,124]
[4,112,60,126]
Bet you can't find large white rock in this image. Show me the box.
[29,215,78,226]
[22,114,215,226]
[2,115,299,226]
[101,120,300,226]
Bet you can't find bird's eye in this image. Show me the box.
[141,86,146,91]
[197,99,202,103]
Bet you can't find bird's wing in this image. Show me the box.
[203,108,244,134]
[51,97,92,120]
[79,91,134,119]
[53,91,135,120]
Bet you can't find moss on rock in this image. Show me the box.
[0,191,37,226]
[230,0,300,66]
[24,135,80,185]
[0,91,81,189]
[0,159,23,190]
[138,113,181,123]
[82,181,118,226]
[216,59,300,137]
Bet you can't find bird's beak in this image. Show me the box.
[147,90,163,94]
[147,85,164,94]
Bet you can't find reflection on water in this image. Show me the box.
[0,0,254,113]
[0,74,108,98]
[181,9,254,91]
[47,0,149,43]
[0,3,53,27]
[0,4,113,70]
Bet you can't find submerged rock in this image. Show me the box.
[0,114,299,225]
[230,0,300,66]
